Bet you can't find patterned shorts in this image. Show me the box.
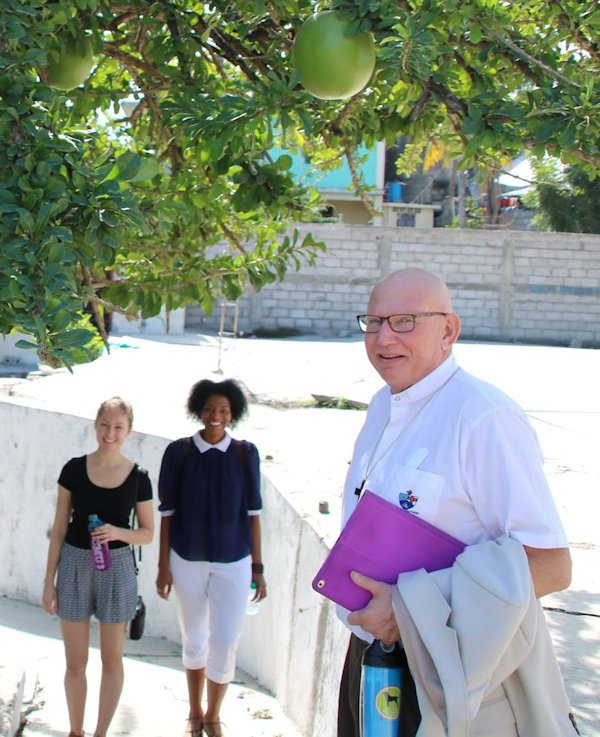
[56,542,138,624]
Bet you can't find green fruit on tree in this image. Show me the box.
[292,12,376,100]
[46,33,95,91]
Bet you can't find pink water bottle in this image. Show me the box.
[88,514,112,571]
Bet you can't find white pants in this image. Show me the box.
[170,550,251,683]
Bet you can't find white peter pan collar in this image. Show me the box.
[192,431,232,453]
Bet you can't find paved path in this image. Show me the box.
[0,595,301,737]
[1,333,599,736]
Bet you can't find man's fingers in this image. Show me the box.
[350,570,384,593]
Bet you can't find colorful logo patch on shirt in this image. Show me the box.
[398,490,418,510]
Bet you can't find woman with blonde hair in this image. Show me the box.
[43,397,154,737]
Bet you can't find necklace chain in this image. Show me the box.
[363,418,391,480]
[354,368,459,498]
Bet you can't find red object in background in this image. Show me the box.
[500,196,520,210]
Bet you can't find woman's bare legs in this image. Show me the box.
[186,667,206,719]
[184,668,205,735]
[203,679,228,736]
[61,619,91,737]
[93,622,127,737]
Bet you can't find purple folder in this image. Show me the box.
[312,490,465,611]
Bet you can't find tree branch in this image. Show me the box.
[220,222,247,254]
[342,138,377,219]
[332,96,360,131]
[103,42,170,81]
[164,2,195,86]
[427,80,469,118]
[188,16,270,81]
[481,25,583,89]
[410,83,432,123]
[89,293,139,320]
[555,2,600,61]
[81,266,110,349]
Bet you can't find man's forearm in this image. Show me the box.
[524,545,572,598]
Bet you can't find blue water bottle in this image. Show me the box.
[360,639,404,737]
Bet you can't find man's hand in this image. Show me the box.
[346,571,400,646]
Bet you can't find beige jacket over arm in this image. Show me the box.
[392,536,577,737]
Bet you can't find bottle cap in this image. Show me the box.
[246,583,260,615]
[88,514,102,529]
[362,639,402,668]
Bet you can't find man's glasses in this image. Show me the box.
[356,313,450,333]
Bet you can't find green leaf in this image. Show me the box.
[469,25,482,44]
[50,310,72,332]
[52,328,95,348]
[129,157,160,182]
[112,152,143,182]
[15,339,38,350]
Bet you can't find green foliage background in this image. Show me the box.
[1,0,598,364]
[527,161,600,234]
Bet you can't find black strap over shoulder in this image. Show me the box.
[177,436,192,487]
[235,438,248,466]
[130,464,143,574]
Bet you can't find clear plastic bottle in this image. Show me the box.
[246,582,261,615]
[88,514,112,571]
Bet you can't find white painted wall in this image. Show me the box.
[0,398,347,737]
[0,332,37,367]
[111,307,186,336]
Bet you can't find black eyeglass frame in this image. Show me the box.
[356,312,450,333]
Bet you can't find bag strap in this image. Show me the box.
[179,436,192,480]
[130,465,142,574]
[235,439,247,467]
[235,440,253,522]
[175,436,193,497]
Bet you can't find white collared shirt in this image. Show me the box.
[342,353,567,547]
[339,353,568,639]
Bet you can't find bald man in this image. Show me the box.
[337,268,573,737]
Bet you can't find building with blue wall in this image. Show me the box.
[270,142,386,224]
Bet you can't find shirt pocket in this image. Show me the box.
[367,462,445,525]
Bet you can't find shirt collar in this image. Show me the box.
[193,431,232,453]
[388,354,458,404]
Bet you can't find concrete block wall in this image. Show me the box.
[187,225,600,346]
[0,398,347,737]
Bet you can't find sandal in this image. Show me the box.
[203,721,225,737]
[184,717,204,737]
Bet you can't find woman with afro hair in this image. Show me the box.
[156,379,266,737]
